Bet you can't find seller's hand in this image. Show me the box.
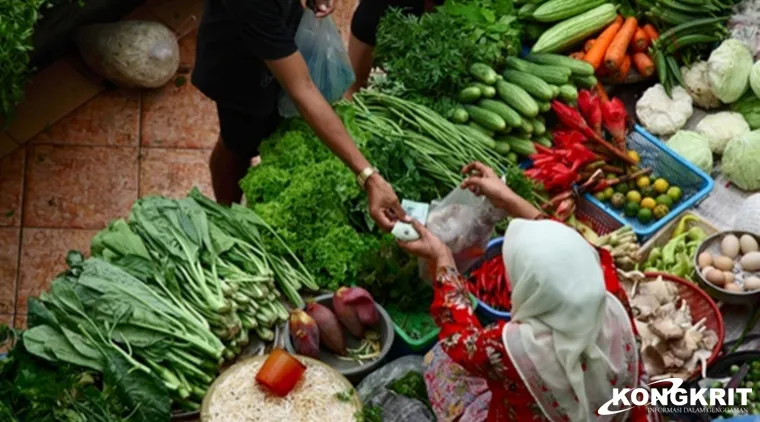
[366,174,408,231]
[396,220,455,268]
[302,0,334,17]
[461,161,515,209]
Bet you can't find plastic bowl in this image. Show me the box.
[468,237,512,323]
[693,231,760,305]
[283,293,395,384]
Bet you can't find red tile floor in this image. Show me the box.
[0,1,356,333]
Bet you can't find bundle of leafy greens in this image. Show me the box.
[375,0,520,103]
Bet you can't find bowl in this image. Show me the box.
[284,293,394,384]
[693,231,760,305]
[468,237,512,323]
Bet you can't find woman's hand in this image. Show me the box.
[302,0,335,17]
[396,220,456,268]
[460,162,515,209]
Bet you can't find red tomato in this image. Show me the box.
[255,349,306,397]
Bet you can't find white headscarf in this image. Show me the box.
[501,219,638,422]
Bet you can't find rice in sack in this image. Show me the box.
[75,20,180,88]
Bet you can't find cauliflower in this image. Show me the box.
[695,111,750,155]
[681,62,721,109]
[636,84,693,136]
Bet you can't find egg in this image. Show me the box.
[740,234,759,254]
[723,272,735,284]
[744,276,760,291]
[705,269,726,286]
[721,235,740,259]
[713,255,735,271]
[723,282,743,293]
[697,252,713,269]
[740,252,760,271]
[702,266,715,276]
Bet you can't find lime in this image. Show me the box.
[603,187,615,199]
[636,176,651,189]
[641,186,656,198]
[606,173,617,180]
[610,193,626,209]
[595,191,607,201]
[627,150,641,164]
[667,186,682,202]
[640,197,657,210]
[656,194,673,207]
[615,183,629,194]
[653,178,670,194]
[626,190,642,204]
[653,204,669,220]
[638,208,653,224]
[624,201,640,217]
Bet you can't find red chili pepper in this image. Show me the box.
[600,97,629,150]
[577,90,602,137]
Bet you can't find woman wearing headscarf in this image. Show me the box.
[397,162,657,422]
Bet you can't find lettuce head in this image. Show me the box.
[707,40,754,103]
[722,130,760,191]
[666,130,713,174]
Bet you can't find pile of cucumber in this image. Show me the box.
[450,54,597,162]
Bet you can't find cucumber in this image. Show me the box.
[572,74,598,89]
[469,63,498,85]
[536,100,551,112]
[458,86,482,103]
[494,80,539,118]
[477,99,523,127]
[467,121,495,137]
[464,105,507,131]
[534,135,553,148]
[531,0,607,23]
[472,83,496,98]
[559,84,578,103]
[505,57,571,85]
[507,152,519,163]
[456,125,497,149]
[526,53,595,76]
[518,116,534,134]
[502,70,554,101]
[529,117,546,135]
[493,141,511,155]
[518,3,540,18]
[531,4,618,53]
[503,136,537,156]
[450,107,469,124]
[549,85,560,98]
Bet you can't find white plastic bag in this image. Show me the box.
[420,188,507,281]
[278,10,355,117]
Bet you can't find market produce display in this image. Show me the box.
[642,214,709,281]
[696,232,760,293]
[713,360,760,418]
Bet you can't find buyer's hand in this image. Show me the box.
[301,0,334,17]
[460,161,515,209]
[366,174,408,231]
[395,220,455,267]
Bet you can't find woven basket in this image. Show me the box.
[636,211,721,263]
[642,272,725,380]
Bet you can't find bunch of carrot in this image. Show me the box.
[568,16,660,83]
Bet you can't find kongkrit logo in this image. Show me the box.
[598,378,753,415]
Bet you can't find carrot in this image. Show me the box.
[642,24,659,41]
[584,39,596,53]
[594,82,609,102]
[584,17,624,70]
[631,28,650,52]
[604,17,638,71]
[632,52,655,77]
[569,51,585,60]
[614,54,632,82]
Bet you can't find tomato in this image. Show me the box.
[255,349,306,397]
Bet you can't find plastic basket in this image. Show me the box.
[642,272,725,380]
[584,125,714,239]
[471,237,512,323]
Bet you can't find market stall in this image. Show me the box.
[2,0,760,420]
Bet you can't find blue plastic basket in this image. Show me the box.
[469,237,512,323]
[584,125,714,239]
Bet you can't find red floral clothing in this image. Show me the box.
[430,248,653,422]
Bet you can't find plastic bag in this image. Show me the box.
[278,10,355,117]
[730,0,760,58]
[420,188,506,281]
[356,356,434,422]
[75,21,180,89]
[734,193,760,234]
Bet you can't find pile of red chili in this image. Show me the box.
[468,255,512,311]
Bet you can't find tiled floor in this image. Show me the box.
[0,0,357,332]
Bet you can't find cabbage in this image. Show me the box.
[751,61,760,98]
[722,130,760,191]
[666,130,713,174]
[707,40,754,103]
[695,112,750,155]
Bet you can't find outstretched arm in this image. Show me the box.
[460,162,543,220]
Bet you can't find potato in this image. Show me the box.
[740,252,760,272]
[744,276,760,291]
[713,255,735,271]
[721,235,740,259]
[705,269,726,286]
[740,234,759,254]
[697,252,713,269]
